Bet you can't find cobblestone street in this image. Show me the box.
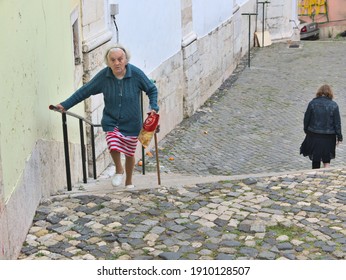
[148,41,346,176]
[18,41,346,260]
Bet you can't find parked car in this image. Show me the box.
[300,22,320,40]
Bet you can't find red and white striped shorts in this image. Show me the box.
[105,127,138,157]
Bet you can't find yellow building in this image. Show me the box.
[0,0,94,259]
[299,0,346,36]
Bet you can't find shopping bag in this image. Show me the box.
[138,112,160,148]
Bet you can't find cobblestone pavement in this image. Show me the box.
[146,41,346,176]
[19,169,346,260]
[18,41,346,260]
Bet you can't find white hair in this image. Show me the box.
[104,44,131,66]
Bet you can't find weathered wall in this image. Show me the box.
[180,0,256,117]
[80,0,114,177]
[263,0,299,41]
[0,0,84,259]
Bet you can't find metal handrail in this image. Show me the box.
[49,105,101,191]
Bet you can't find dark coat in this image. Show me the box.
[304,96,342,141]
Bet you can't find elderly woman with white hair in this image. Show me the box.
[55,45,159,188]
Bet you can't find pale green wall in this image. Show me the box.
[0,0,84,200]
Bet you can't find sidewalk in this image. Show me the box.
[18,41,346,260]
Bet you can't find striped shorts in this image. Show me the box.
[105,127,138,157]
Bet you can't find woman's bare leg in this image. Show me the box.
[125,156,135,186]
[110,151,124,174]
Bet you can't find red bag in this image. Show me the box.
[138,112,160,148]
[143,112,160,132]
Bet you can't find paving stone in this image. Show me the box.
[250,223,266,233]
[169,225,186,233]
[277,242,294,250]
[220,240,242,247]
[238,221,252,233]
[258,251,277,260]
[322,246,336,253]
[215,253,236,260]
[158,252,182,260]
[243,178,257,185]
[239,247,259,258]
[129,232,145,239]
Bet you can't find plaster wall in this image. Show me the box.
[264,0,298,41]
[0,0,84,259]
[109,0,182,74]
[80,0,114,177]
[327,0,346,26]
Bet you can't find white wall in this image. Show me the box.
[192,0,235,37]
[109,0,182,73]
[236,0,248,5]
[107,0,297,71]
[267,0,297,41]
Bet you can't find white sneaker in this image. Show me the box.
[111,173,124,187]
[126,184,135,189]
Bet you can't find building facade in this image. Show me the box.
[298,0,346,38]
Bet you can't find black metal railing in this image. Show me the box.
[50,80,160,190]
[49,105,101,191]
[49,104,157,191]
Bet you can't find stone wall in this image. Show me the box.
[0,139,81,259]
[80,0,114,177]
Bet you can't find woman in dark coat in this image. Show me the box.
[300,84,342,169]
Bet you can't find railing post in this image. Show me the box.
[79,119,87,183]
[242,12,258,67]
[90,125,97,179]
[50,105,101,189]
[258,1,270,48]
[140,92,145,175]
[62,113,72,191]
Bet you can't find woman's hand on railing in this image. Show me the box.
[49,104,65,112]
[55,104,65,112]
[49,104,101,127]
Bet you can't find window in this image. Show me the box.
[72,20,81,65]
[71,8,81,65]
